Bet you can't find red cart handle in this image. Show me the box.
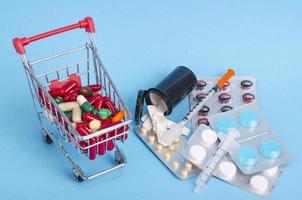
[13,17,95,55]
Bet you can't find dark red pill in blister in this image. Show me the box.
[198,118,209,126]
[242,93,255,103]
[196,80,207,90]
[219,93,231,104]
[241,80,253,90]
[221,105,233,113]
[199,105,210,116]
[196,93,207,102]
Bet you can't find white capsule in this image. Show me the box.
[72,107,82,123]
[262,167,279,177]
[58,102,80,112]
[189,145,207,164]
[201,129,218,145]
[218,161,237,180]
[76,95,87,105]
[249,175,269,193]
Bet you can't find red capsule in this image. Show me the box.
[87,84,102,92]
[103,96,119,115]
[101,118,117,151]
[94,97,104,109]
[50,79,64,90]
[98,134,106,155]
[62,80,78,95]
[76,126,97,160]
[76,122,89,129]
[242,93,255,103]
[117,125,129,140]
[79,141,88,154]
[49,88,64,98]
[63,92,78,102]
[88,94,102,104]
[82,113,101,122]
[68,73,82,87]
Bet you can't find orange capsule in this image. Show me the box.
[112,111,127,123]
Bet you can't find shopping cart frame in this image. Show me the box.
[13,17,132,181]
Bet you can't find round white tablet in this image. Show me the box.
[262,167,279,177]
[218,161,237,180]
[249,175,269,193]
[189,145,207,163]
[201,129,218,145]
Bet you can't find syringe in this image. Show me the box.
[193,128,240,193]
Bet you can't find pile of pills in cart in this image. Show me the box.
[38,74,128,160]
[135,67,291,197]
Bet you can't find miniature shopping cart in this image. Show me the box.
[13,17,132,181]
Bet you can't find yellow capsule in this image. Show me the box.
[172,161,180,171]
[185,162,193,171]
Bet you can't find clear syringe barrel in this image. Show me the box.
[194,128,240,193]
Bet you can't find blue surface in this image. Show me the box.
[1,0,302,199]
[236,146,259,167]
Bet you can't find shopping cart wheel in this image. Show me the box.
[114,147,126,164]
[45,135,53,144]
[72,168,84,182]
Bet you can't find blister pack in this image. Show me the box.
[189,77,257,131]
[208,102,291,174]
[136,114,200,180]
[180,125,219,169]
[213,155,285,197]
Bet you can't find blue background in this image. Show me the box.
[1,1,301,199]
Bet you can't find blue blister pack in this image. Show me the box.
[208,102,292,174]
